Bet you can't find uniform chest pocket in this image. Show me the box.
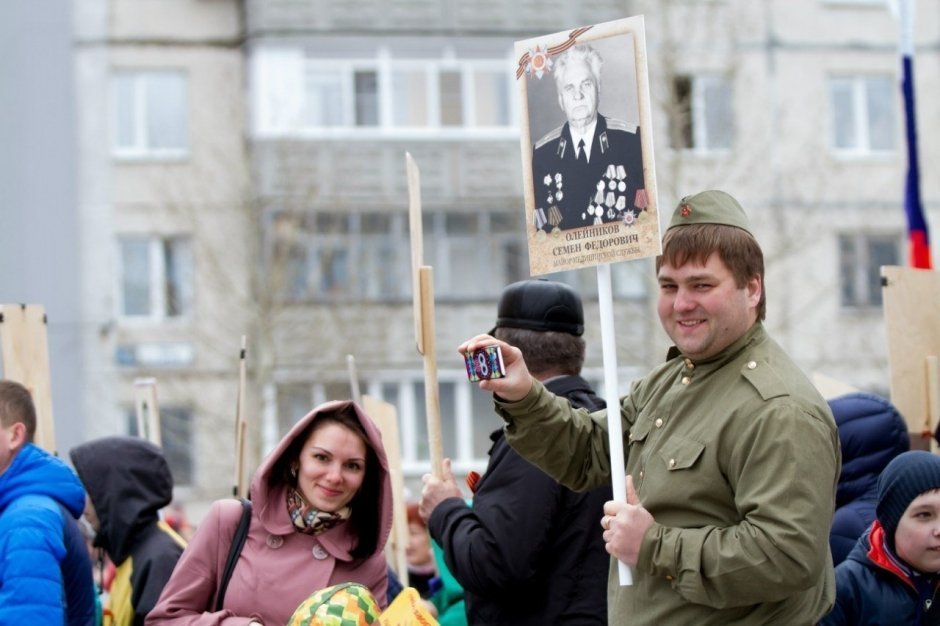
[657,436,705,472]
[627,413,653,446]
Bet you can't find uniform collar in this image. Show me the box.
[569,118,598,161]
[665,322,764,368]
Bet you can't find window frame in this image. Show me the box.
[253,45,517,139]
[117,235,194,322]
[112,69,189,161]
[266,208,529,303]
[838,232,902,310]
[828,74,897,158]
[125,404,194,486]
[669,73,733,155]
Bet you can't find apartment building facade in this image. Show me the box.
[73,0,938,516]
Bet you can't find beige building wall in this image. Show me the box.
[73,0,940,517]
[74,0,251,516]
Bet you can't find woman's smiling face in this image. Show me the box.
[296,420,367,512]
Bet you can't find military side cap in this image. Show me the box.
[492,279,584,336]
[668,190,753,235]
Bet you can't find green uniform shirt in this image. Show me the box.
[499,323,840,625]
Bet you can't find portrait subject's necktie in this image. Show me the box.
[577,138,586,161]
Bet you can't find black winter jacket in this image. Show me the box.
[428,375,609,625]
[70,437,186,626]
[829,392,909,566]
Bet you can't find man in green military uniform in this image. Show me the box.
[459,190,840,624]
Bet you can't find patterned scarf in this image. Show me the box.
[287,487,350,535]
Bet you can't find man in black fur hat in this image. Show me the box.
[419,279,610,625]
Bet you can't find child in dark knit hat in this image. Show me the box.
[820,450,940,625]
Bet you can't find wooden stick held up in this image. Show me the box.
[234,335,248,498]
[419,267,443,477]
[406,153,444,476]
[133,377,161,446]
[364,395,409,587]
[347,354,362,405]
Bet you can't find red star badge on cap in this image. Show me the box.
[680,204,692,217]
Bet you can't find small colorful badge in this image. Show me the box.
[526,44,553,79]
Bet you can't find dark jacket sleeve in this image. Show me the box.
[818,559,863,626]
[61,512,98,626]
[829,500,874,567]
[132,524,186,624]
[427,448,562,599]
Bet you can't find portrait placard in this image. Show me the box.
[515,16,661,275]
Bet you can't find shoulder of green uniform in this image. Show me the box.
[741,359,790,401]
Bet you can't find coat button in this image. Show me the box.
[747,361,757,370]
[655,418,663,428]
[681,376,691,385]
[312,545,329,560]
[266,535,284,549]
[668,458,676,469]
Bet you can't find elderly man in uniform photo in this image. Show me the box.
[532,43,646,233]
[460,190,841,624]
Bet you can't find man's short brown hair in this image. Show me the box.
[655,223,767,321]
[0,380,36,441]
[495,327,585,377]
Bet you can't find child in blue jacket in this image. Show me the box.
[821,450,940,625]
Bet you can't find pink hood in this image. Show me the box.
[250,399,393,555]
[146,400,394,625]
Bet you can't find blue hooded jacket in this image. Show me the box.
[829,392,909,566]
[0,443,89,624]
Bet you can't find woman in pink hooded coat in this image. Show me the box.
[147,400,392,626]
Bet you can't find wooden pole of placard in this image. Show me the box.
[363,394,409,587]
[406,153,444,476]
[233,335,248,498]
[347,354,362,405]
[0,304,57,454]
[133,377,162,446]
[882,266,940,449]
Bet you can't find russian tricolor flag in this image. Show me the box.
[896,0,932,268]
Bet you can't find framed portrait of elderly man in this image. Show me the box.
[515,16,660,275]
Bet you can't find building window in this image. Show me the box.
[118,236,193,320]
[669,75,733,152]
[267,209,527,302]
[113,70,188,159]
[547,258,652,301]
[423,209,528,300]
[829,75,896,155]
[252,46,515,136]
[276,384,313,436]
[126,406,193,486]
[823,0,886,5]
[354,70,379,126]
[839,233,901,308]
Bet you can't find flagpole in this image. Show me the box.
[895,0,932,269]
